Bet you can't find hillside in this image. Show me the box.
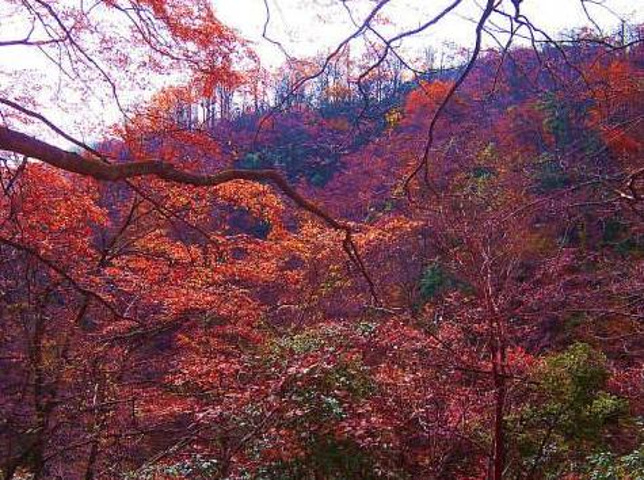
[0,3,643,479]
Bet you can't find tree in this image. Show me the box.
[2,1,643,479]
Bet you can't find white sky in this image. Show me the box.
[212,0,642,68]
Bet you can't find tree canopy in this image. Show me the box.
[0,1,642,479]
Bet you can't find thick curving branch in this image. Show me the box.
[0,125,380,303]
[0,125,343,229]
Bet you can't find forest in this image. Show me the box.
[0,0,642,479]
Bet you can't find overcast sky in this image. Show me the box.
[212,0,642,68]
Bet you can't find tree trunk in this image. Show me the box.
[492,363,506,480]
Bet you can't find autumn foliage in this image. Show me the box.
[1,3,643,479]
